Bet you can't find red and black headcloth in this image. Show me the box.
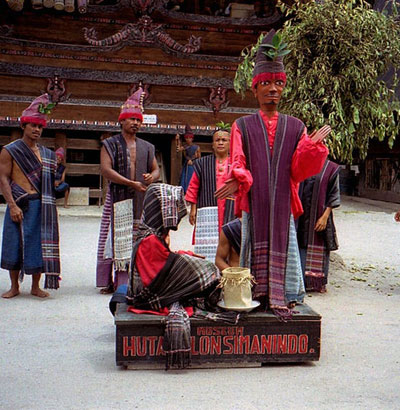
[252,29,287,90]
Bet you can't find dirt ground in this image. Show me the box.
[0,195,399,410]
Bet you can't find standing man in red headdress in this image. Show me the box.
[0,94,60,298]
[96,88,160,293]
[216,30,331,318]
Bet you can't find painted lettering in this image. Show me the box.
[199,336,210,355]
[191,336,199,355]
[136,336,147,357]
[260,335,272,354]
[210,336,222,355]
[123,336,135,357]
[298,334,308,354]
[223,336,233,354]
[238,335,250,355]
[277,335,287,354]
[250,335,261,355]
[288,334,297,354]
[156,336,165,356]
[148,336,157,356]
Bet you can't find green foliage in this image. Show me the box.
[234,0,400,163]
[215,121,231,132]
[259,32,291,61]
[38,102,56,115]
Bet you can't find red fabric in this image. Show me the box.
[118,112,143,122]
[130,235,195,316]
[229,110,328,218]
[176,250,196,256]
[135,235,170,287]
[20,116,46,127]
[216,157,229,233]
[127,306,194,316]
[252,72,287,90]
[185,172,200,204]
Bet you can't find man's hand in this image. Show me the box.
[10,204,23,223]
[395,210,400,222]
[130,181,147,192]
[215,178,239,199]
[309,125,332,144]
[142,173,153,186]
[189,208,196,225]
[315,215,328,232]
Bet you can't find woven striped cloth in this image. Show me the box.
[5,139,60,289]
[127,183,220,369]
[113,198,134,271]
[96,188,113,287]
[194,206,219,262]
[163,302,191,370]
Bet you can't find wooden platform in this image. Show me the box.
[115,303,321,369]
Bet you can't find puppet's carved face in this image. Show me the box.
[253,79,285,111]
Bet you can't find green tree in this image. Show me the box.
[234,0,400,163]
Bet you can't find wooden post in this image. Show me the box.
[170,134,182,186]
[100,132,111,205]
[55,132,67,157]
[10,128,22,142]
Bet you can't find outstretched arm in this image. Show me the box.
[291,125,330,184]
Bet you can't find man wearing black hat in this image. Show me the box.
[216,30,331,318]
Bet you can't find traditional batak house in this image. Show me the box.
[0,0,282,203]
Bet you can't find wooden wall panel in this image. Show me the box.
[1,13,258,57]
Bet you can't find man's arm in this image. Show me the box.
[215,122,252,216]
[315,206,332,232]
[100,146,145,192]
[0,149,23,223]
[189,203,197,226]
[143,157,160,185]
[215,230,231,271]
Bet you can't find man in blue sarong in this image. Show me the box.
[0,94,60,298]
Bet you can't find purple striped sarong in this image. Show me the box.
[302,160,340,290]
[237,112,304,314]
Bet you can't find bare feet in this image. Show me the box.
[2,288,20,298]
[99,284,115,294]
[31,288,49,298]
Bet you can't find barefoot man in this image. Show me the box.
[0,94,60,298]
[96,87,160,293]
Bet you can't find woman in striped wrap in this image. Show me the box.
[126,183,220,369]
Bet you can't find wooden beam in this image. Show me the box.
[170,134,181,186]
[66,163,100,175]
[197,142,213,154]
[66,139,101,150]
